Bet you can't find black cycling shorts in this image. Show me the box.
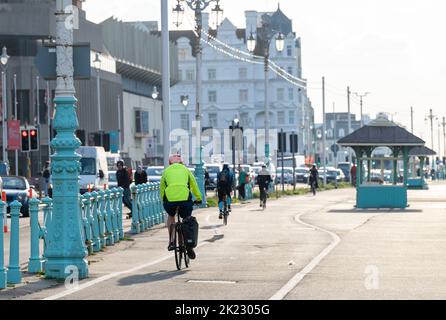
[163,201,193,219]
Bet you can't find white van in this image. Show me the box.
[77,146,109,193]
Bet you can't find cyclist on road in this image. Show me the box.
[160,154,202,260]
[309,164,319,195]
[257,165,272,208]
[217,163,234,219]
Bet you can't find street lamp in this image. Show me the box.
[181,95,189,107]
[230,116,240,199]
[1,46,10,164]
[247,14,285,166]
[173,0,224,208]
[152,86,159,100]
[352,91,370,127]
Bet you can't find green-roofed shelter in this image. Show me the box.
[338,116,425,209]
[407,146,436,190]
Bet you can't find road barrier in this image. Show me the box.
[0,183,165,288]
[131,182,165,234]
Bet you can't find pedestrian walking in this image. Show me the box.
[117,160,133,218]
[237,165,247,200]
[350,163,357,187]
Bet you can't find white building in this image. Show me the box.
[170,6,314,165]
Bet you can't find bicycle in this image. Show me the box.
[169,201,201,271]
[222,194,229,226]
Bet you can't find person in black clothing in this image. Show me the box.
[308,165,319,195]
[257,165,272,208]
[134,166,148,185]
[117,160,133,217]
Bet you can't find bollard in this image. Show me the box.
[7,201,22,284]
[117,187,124,240]
[131,185,140,234]
[104,190,114,246]
[28,198,44,273]
[0,200,6,289]
[97,190,107,248]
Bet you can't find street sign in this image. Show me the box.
[7,120,20,151]
[35,43,91,80]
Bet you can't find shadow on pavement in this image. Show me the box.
[118,270,188,286]
[328,209,423,213]
[204,234,224,243]
[201,225,224,230]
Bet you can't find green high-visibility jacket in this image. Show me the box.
[160,163,202,202]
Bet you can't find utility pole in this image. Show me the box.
[322,76,327,185]
[347,86,352,182]
[353,91,370,127]
[410,106,414,133]
[427,109,435,174]
[442,116,446,158]
[161,0,171,168]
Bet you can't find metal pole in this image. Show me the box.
[47,81,51,160]
[347,87,351,171]
[232,127,236,199]
[1,71,6,164]
[264,47,270,165]
[96,68,102,147]
[410,106,414,133]
[161,0,170,167]
[430,109,434,173]
[292,131,296,191]
[14,74,18,175]
[117,95,122,153]
[322,76,327,185]
[37,76,41,173]
[281,129,284,192]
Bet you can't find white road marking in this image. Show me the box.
[43,241,210,300]
[269,213,341,300]
[43,211,217,300]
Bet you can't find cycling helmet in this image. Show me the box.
[169,154,183,164]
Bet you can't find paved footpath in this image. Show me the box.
[2,182,446,300]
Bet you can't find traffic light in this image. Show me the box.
[278,132,287,153]
[102,133,110,152]
[30,128,39,151]
[21,129,30,152]
[290,134,298,153]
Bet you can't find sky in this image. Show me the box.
[83,0,446,153]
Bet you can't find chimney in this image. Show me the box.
[245,11,258,41]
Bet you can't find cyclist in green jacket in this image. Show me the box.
[160,154,202,259]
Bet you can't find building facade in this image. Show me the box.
[169,7,314,165]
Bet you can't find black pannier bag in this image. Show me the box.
[181,216,199,248]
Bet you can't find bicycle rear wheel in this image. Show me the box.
[223,211,228,225]
[174,224,183,270]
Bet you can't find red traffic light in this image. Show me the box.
[30,129,37,137]
[21,130,28,137]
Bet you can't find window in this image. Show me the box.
[240,113,250,127]
[287,45,293,57]
[178,48,188,60]
[208,68,216,80]
[178,69,183,81]
[208,113,218,127]
[239,89,248,103]
[186,70,195,81]
[339,128,345,138]
[239,68,247,80]
[277,88,284,101]
[289,111,295,124]
[181,114,190,130]
[288,88,294,101]
[135,110,149,134]
[287,66,293,76]
[278,111,285,124]
[208,90,217,103]
[327,129,333,138]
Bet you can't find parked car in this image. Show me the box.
[2,176,38,217]
[337,162,351,182]
[204,163,222,190]
[108,171,118,188]
[146,166,164,183]
[276,167,294,184]
[295,167,309,183]
[318,167,343,184]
